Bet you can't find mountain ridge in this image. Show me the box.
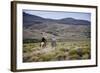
[23,12,91,40]
[23,12,90,27]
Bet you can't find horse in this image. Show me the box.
[51,37,56,49]
[40,37,47,49]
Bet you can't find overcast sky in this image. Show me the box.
[23,10,91,21]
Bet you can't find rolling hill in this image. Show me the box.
[23,12,91,41]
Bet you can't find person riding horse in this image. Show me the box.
[41,37,47,48]
[51,36,56,49]
[40,32,47,48]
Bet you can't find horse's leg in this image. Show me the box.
[40,42,43,49]
[44,42,47,48]
[40,43,42,49]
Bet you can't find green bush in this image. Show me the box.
[23,40,91,62]
[69,53,80,60]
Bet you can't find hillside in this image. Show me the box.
[23,12,91,41]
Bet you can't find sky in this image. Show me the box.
[23,9,91,21]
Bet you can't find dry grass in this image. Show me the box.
[23,40,91,62]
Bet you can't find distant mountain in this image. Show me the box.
[23,12,90,28]
[58,18,90,25]
[23,12,91,40]
[23,12,45,28]
[23,12,44,21]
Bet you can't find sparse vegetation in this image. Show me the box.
[23,12,91,62]
[23,40,91,62]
